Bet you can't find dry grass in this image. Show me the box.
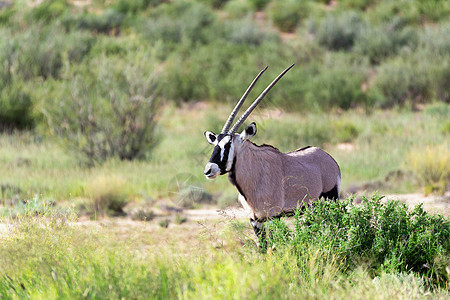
[407,145,450,195]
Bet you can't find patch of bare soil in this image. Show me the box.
[385,192,450,216]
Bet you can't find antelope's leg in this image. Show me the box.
[250,218,265,239]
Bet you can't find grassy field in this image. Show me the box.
[0,197,449,299]
[1,102,449,203]
[1,0,450,298]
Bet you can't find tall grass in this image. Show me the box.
[0,201,448,299]
[407,145,450,195]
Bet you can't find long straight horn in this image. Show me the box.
[221,66,268,134]
[229,64,295,134]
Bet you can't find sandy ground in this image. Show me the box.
[0,193,448,236]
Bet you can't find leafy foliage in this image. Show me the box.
[266,195,450,287]
[313,11,364,51]
[42,55,160,164]
[267,0,310,32]
[0,81,34,131]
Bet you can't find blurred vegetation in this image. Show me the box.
[0,0,448,202]
[0,0,448,131]
[407,145,450,195]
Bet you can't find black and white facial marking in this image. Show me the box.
[204,132,235,179]
[203,123,257,179]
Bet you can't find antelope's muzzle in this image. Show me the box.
[204,162,220,179]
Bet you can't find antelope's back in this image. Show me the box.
[284,146,341,201]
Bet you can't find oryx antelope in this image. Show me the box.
[203,65,341,238]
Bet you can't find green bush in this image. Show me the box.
[144,1,216,46]
[304,54,368,110]
[355,19,417,64]
[263,118,332,150]
[62,9,124,34]
[368,0,422,25]
[368,53,445,107]
[14,29,63,80]
[337,0,377,10]
[85,174,130,217]
[177,186,213,209]
[0,81,34,131]
[414,0,450,22]
[224,0,255,18]
[27,0,69,24]
[112,0,163,14]
[313,11,363,50]
[225,17,279,46]
[248,0,270,10]
[0,27,66,81]
[332,119,360,143]
[266,195,450,287]
[267,0,311,32]
[42,54,160,164]
[66,31,96,64]
[199,0,230,9]
[419,23,450,56]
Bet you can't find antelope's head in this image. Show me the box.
[203,64,294,179]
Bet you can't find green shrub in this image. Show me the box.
[130,208,155,221]
[159,218,170,228]
[0,81,34,131]
[62,9,124,34]
[304,53,368,110]
[248,0,270,10]
[174,214,188,224]
[224,0,255,18]
[368,53,444,107]
[42,54,160,164]
[313,11,363,50]
[199,0,230,9]
[0,27,65,81]
[419,23,450,56]
[414,0,450,22]
[112,0,163,14]
[264,118,332,150]
[144,1,216,46]
[368,0,422,25]
[355,19,417,64]
[0,195,55,218]
[177,186,213,209]
[225,17,279,46]
[337,0,377,10]
[442,122,450,134]
[15,29,63,80]
[331,119,360,143]
[0,2,14,24]
[66,31,96,64]
[266,195,450,287]
[85,174,130,217]
[267,0,311,32]
[27,0,69,24]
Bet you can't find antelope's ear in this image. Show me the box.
[204,131,218,145]
[240,122,257,140]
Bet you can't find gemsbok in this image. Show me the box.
[203,64,341,238]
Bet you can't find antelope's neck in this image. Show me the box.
[228,141,285,219]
